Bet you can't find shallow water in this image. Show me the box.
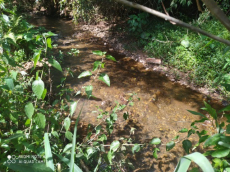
[29,16,223,171]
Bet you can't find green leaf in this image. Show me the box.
[166,141,175,151]
[95,125,101,135]
[179,128,188,133]
[10,70,18,80]
[110,140,120,152]
[47,38,52,49]
[106,55,116,62]
[219,105,230,112]
[51,131,59,138]
[70,101,78,117]
[132,144,140,154]
[55,153,82,172]
[92,50,106,56]
[43,31,57,38]
[92,61,101,71]
[187,110,207,119]
[202,101,217,120]
[153,148,159,159]
[2,134,24,143]
[123,112,129,120]
[4,32,16,43]
[218,141,230,148]
[99,73,110,86]
[70,103,83,172]
[4,161,53,172]
[33,50,41,67]
[182,140,192,154]
[42,88,47,100]
[85,85,93,98]
[35,113,46,129]
[107,151,113,164]
[211,149,230,158]
[65,131,73,141]
[64,117,71,131]
[174,152,214,172]
[78,71,92,78]
[32,78,44,99]
[48,59,62,72]
[97,134,107,142]
[24,102,34,119]
[25,119,31,127]
[44,133,55,171]
[150,138,161,145]
[204,134,221,148]
[181,40,189,48]
[5,78,14,90]
[63,143,72,153]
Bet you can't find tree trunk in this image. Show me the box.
[201,0,230,32]
[115,0,230,46]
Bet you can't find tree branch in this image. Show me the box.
[115,0,230,46]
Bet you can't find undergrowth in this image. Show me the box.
[125,11,230,96]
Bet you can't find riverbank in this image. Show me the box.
[77,20,229,106]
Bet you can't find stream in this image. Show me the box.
[29,16,223,171]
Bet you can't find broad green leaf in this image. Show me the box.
[123,112,129,120]
[166,141,175,151]
[47,38,52,49]
[106,55,116,62]
[5,78,14,90]
[35,113,46,129]
[92,50,106,56]
[179,128,188,133]
[33,50,41,67]
[174,152,214,172]
[2,14,9,23]
[85,85,93,98]
[132,144,140,154]
[99,73,110,86]
[153,147,159,159]
[182,140,192,154]
[86,147,96,159]
[65,131,73,141]
[110,140,120,152]
[211,149,230,158]
[2,134,24,143]
[48,59,62,72]
[10,70,18,80]
[204,134,221,148]
[55,153,82,172]
[187,110,207,119]
[51,131,59,138]
[24,102,34,119]
[70,101,78,117]
[64,117,71,131]
[78,71,92,78]
[43,31,57,38]
[4,161,53,172]
[32,78,44,99]
[92,61,101,71]
[150,138,161,145]
[44,133,55,171]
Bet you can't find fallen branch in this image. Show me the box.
[115,0,230,46]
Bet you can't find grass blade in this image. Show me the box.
[44,133,55,171]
